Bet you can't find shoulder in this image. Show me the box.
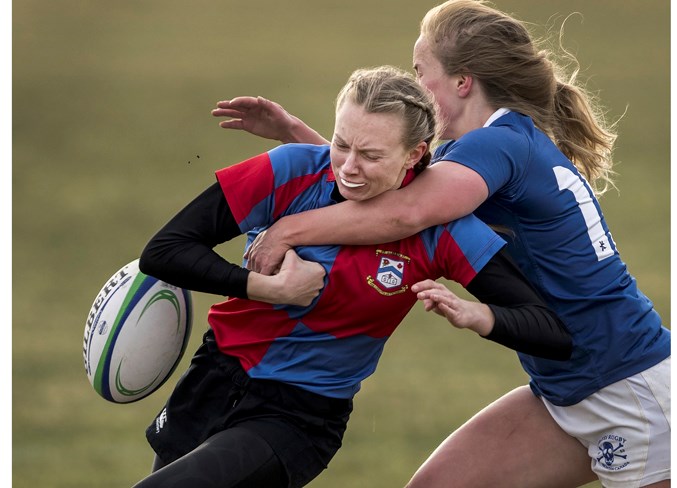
[463,115,531,157]
[268,143,331,164]
[217,144,332,187]
[262,144,332,183]
[431,114,535,193]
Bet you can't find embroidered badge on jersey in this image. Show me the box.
[595,434,629,471]
[367,250,410,296]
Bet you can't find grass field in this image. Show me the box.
[12,1,669,487]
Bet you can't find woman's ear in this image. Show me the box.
[406,141,428,169]
[457,74,473,98]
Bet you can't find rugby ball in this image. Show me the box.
[83,259,193,403]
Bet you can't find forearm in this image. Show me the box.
[462,303,495,337]
[273,200,415,247]
[143,236,322,306]
[245,272,281,302]
[139,183,251,298]
[246,162,489,275]
[283,115,330,145]
[485,303,572,360]
[467,250,572,360]
[139,180,327,307]
[245,270,306,304]
[275,179,440,248]
[272,162,485,247]
[140,235,250,298]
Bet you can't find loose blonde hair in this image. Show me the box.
[336,66,439,174]
[421,0,616,195]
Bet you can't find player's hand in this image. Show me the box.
[411,280,494,336]
[275,249,326,306]
[212,96,298,142]
[245,227,291,275]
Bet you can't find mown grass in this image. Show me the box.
[13,1,668,486]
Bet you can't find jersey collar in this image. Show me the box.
[484,108,511,127]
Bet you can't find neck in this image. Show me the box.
[447,79,497,139]
[450,104,497,140]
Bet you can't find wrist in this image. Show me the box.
[472,304,495,337]
[283,115,329,145]
[246,272,282,304]
[280,115,304,144]
[267,217,298,249]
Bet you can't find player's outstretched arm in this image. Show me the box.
[245,161,488,275]
[212,96,329,145]
[139,183,325,307]
[413,249,573,361]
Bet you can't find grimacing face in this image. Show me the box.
[330,101,423,201]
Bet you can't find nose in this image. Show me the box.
[342,151,359,174]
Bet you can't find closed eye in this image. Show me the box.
[332,137,349,151]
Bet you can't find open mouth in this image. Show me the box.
[340,178,366,188]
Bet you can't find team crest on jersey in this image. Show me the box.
[595,434,629,471]
[367,250,410,296]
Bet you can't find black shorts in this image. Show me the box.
[146,330,353,488]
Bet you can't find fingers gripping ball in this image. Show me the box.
[82,259,193,403]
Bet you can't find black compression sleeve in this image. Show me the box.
[466,249,572,360]
[139,182,250,298]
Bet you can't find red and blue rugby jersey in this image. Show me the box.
[210,143,505,398]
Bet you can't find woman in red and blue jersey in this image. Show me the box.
[133,66,572,488]
[214,3,670,487]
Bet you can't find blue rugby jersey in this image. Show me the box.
[209,144,506,399]
[434,111,670,406]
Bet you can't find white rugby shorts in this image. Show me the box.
[542,357,670,488]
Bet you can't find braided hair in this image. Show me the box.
[336,66,439,174]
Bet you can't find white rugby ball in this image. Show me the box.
[83,259,193,403]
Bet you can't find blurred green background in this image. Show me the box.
[13,1,669,487]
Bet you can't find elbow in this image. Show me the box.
[525,336,572,362]
[550,336,573,361]
[138,245,153,276]
[138,240,162,278]
[545,318,573,361]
